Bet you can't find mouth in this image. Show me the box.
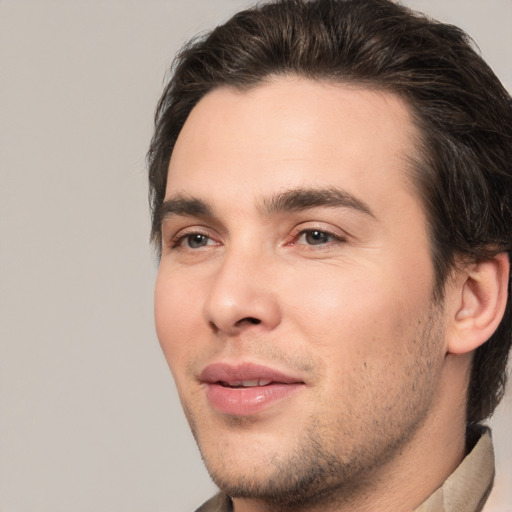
[199,362,305,416]
[218,378,276,388]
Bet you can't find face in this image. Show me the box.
[155,78,448,507]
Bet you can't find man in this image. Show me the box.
[147,0,512,510]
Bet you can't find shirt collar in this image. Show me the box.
[414,427,494,512]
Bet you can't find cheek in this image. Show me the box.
[154,268,204,374]
[284,263,423,364]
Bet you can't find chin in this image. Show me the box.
[195,420,363,509]
[203,446,359,509]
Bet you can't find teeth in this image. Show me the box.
[242,379,273,387]
[242,380,259,387]
[220,379,273,388]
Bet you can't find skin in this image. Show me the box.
[154,78,474,512]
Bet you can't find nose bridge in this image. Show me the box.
[203,242,280,335]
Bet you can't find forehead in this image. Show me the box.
[166,77,421,217]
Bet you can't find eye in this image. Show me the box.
[296,229,339,246]
[185,233,211,248]
[170,231,219,250]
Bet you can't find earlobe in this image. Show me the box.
[447,253,510,355]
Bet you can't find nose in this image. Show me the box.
[202,249,281,336]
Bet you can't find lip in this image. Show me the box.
[199,362,305,416]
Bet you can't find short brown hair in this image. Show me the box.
[147,0,512,424]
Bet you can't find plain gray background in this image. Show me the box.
[1,1,511,511]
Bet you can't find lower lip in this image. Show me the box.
[205,382,303,416]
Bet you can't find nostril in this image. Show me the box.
[236,317,261,326]
[209,317,261,333]
[209,321,219,333]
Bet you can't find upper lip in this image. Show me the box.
[199,362,304,385]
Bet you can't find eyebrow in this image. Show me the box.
[261,186,375,217]
[159,186,375,225]
[159,195,213,223]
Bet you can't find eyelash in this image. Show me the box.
[169,228,219,250]
[291,228,346,247]
[167,226,345,252]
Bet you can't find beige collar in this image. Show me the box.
[415,429,494,512]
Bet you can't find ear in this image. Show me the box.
[447,253,509,355]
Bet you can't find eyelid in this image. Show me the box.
[166,225,221,250]
[287,222,348,246]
